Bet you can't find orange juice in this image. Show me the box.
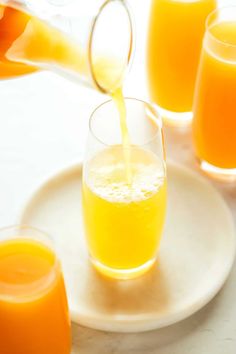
[82,146,167,278]
[0,3,37,77]
[0,238,71,354]
[193,18,236,170]
[147,0,217,114]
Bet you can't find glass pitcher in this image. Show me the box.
[0,0,133,93]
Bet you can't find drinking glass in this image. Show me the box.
[147,0,217,125]
[82,98,167,279]
[192,7,236,180]
[0,225,71,354]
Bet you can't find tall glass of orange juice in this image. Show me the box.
[0,225,71,354]
[147,0,217,125]
[193,7,236,180]
[82,98,167,279]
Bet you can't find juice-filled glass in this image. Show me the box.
[192,7,236,180]
[0,225,71,354]
[147,0,217,124]
[82,98,167,280]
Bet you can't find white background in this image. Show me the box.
[0,0,235,353]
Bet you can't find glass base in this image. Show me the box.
[91,257,156,280]
[199,160,236,182]
[156,105,193,126]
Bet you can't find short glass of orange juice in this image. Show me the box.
[0,225,71,354]
[147,0,217,125]
[82,98,167,280]
[193,7,236,180]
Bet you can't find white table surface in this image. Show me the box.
[0,0,235,353]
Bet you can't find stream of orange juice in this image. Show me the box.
[193,21,236,169]
[147,0,217,113]
[112,88,132,183]
[0,238,71,354]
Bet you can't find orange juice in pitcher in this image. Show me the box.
[0,0,132,93]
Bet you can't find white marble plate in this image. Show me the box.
[19,162,235,332]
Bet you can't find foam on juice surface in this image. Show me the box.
[86,146,165,203]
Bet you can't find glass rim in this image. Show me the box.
[88,0,134,93]
[89,97,163,147]
[0,224,60,301]
[0,224,53,240]
[206,6,236,49]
